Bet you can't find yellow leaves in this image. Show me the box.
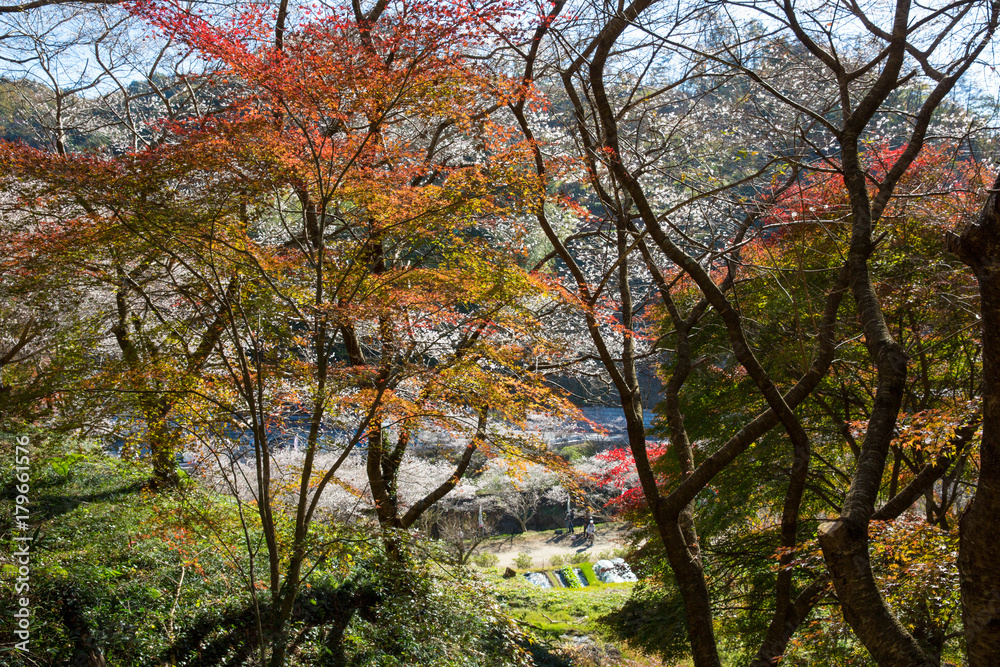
[892,401,979,456]
[869,518,961,630]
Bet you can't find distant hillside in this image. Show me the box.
[0,78,108,151]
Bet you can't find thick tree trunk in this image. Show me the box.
[812,123,938,666]
[624,403,722,667]
[947,171,1000,665]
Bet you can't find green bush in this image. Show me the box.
[596,548,625,561]
[0,456,254,666]
[514,553,533,570]
[567,552,591,564]
[49,451,87,480]
[549,554,564,567]
[339,557,535,667]
[472,551,499,568]
[557,441,596,461]
[560,566,583,588]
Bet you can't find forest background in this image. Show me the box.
[3,0,1000,666]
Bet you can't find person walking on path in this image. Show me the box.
[585,519,596,546]
[566,508,574,534]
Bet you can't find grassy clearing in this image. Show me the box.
[495,575,634,640]
[494,577,678,667]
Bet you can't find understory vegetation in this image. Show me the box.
[0,446,593,666]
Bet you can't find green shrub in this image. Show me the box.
[560,566,583,588]
[514,552,533,569]
[557,441,597,461]
[3,451,538,667]
[596,548,625,561]
[549,554,564,568]
[472,551,499,568]
[567,552,591,564]
[50,452,87,480]
[340,557,535,667]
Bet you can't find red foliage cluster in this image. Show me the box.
[596,442,669,514]
[767,141,983,233]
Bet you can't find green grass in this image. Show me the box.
[1,453,263,666]
[496,574,634,642]
[578,562,601,586]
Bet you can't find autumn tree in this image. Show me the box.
[0,233,103,430]
[506,3,831,663]
[504,0,999,665]
[0,0,580,663]
[724,5,998,665]
[947,167,1000,663]
[722,142,985,664]
[0,0,238,485]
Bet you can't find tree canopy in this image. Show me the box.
[2,0,1000,666]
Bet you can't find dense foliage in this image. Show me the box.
[3,0,1000,665]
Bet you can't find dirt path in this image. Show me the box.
[479,523,630,569]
